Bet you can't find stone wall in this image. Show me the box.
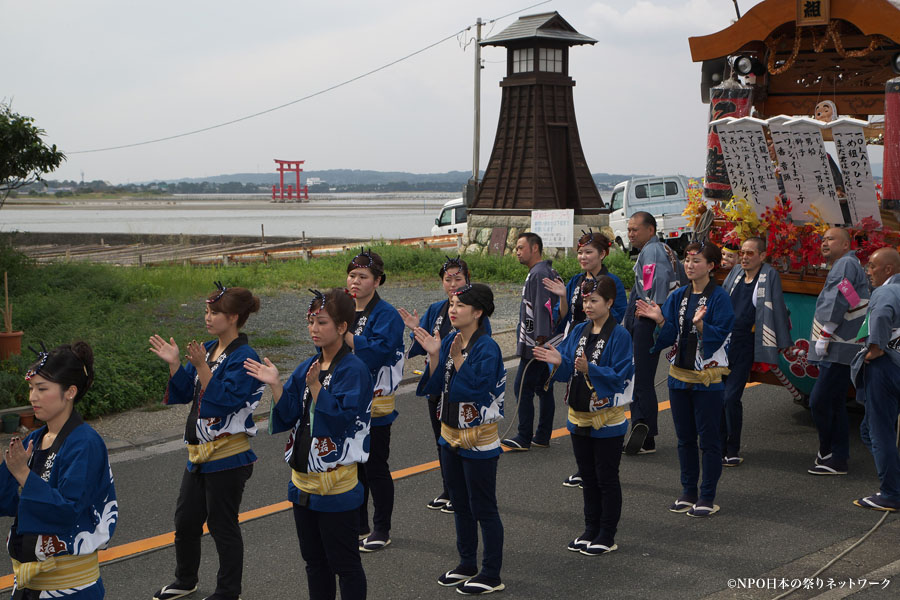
[463,213,612,259]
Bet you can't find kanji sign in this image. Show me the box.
[797,0,830,26]
[530,210,574,248]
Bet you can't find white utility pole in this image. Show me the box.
[472,17,482,184]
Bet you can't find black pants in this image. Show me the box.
[629,317,661,437]
[427,394,449,497]
[294,504,367,600]
[570,434,623,546]
[359,423,393,535]
[173,464,253,599]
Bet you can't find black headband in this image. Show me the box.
[307,289,327,317]
[440,255,469,282]
[207,281,228,304]
[24,343,50,381]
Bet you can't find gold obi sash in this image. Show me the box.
[291,463,359,496]
[440,422,499,450]
[11,552,100,591]
[187,432,251,464]
[371,394,395,418]
[567,405,627,430]
[668,364,731,387]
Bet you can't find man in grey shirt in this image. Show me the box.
[502,232,560,451]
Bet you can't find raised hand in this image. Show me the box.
[305,360,323,400]
[692,305,707,334]
[575,353,589,374]
[244,357,280,387]
[542,276,566,297]
[4,436,33,486]
[449,333,464,367]
[396,307,420,330]
[185,340,207,369]
[149,334,180,367]
[635,299,663,324]
[413,327,441,357]
[532,343,562,366]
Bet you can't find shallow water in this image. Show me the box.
[1,193,456,239]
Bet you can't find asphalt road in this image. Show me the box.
[3,358,899,600]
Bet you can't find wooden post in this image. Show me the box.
[261,224,265,245]
[303,250,311,262]
[138,254,143,267]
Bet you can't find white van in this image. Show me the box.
[431,197,468,237]
[608,175,693,254]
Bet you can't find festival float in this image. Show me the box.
[687,0,900,403]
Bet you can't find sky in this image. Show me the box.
[2,0,790,184]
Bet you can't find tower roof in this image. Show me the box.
[481,12,597,47]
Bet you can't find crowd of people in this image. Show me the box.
[1,213,899,599]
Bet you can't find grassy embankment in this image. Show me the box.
[0,243,635,417]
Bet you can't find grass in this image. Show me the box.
[0,242,635,417]
[251,334,293,348]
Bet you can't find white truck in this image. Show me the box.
[431,197,468,237]
[607,175,694,254]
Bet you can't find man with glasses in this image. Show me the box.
[721,237,793,466]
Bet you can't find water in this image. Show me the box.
[0,193,458,239]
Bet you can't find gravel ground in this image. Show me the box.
[79,282,525,449]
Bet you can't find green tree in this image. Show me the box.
[0,102,66,209]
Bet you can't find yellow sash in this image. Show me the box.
[187,432,251,464]
[567,405,627,430]
[11,552,100,591]
[291,463,358,496]
[668,364,731,387]
[371,394,395,418]
[440,422,499,450]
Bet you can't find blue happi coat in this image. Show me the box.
[0,420,117,599]
[417,330,506,459]
[555,271,628,336]
[850,273,900,397]
[407,298,491,358]
[808,251,870,365]
[653,283,735,391]
[352,297,405,426]
[165,339,263,473]
[551,320,634,438]
[270,352,373,512]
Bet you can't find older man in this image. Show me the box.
[807,228,870,476]
[622,211,686,454]
[851,247,900,511]
[720,237,792,466]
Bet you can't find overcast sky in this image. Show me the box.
[4,0,781,184]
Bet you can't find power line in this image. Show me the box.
[68,0,551,155]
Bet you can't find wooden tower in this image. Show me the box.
[472,12,600,215]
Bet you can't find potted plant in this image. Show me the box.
[0,272,23,360]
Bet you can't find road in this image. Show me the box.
[2,359,898,600]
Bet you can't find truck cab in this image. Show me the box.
[608,175,693,254]
[431,197,468,237]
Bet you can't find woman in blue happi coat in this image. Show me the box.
[534,275,634,556]
[398,256,491,513]
[543,230,627,489]
[246,288,372,600]
[344,249,405,552]
[415,283,507,596]
[636,242,735,518]
[1,342,117,599]
[149,283,263,600]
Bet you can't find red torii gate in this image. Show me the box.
[272,159,309,202]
